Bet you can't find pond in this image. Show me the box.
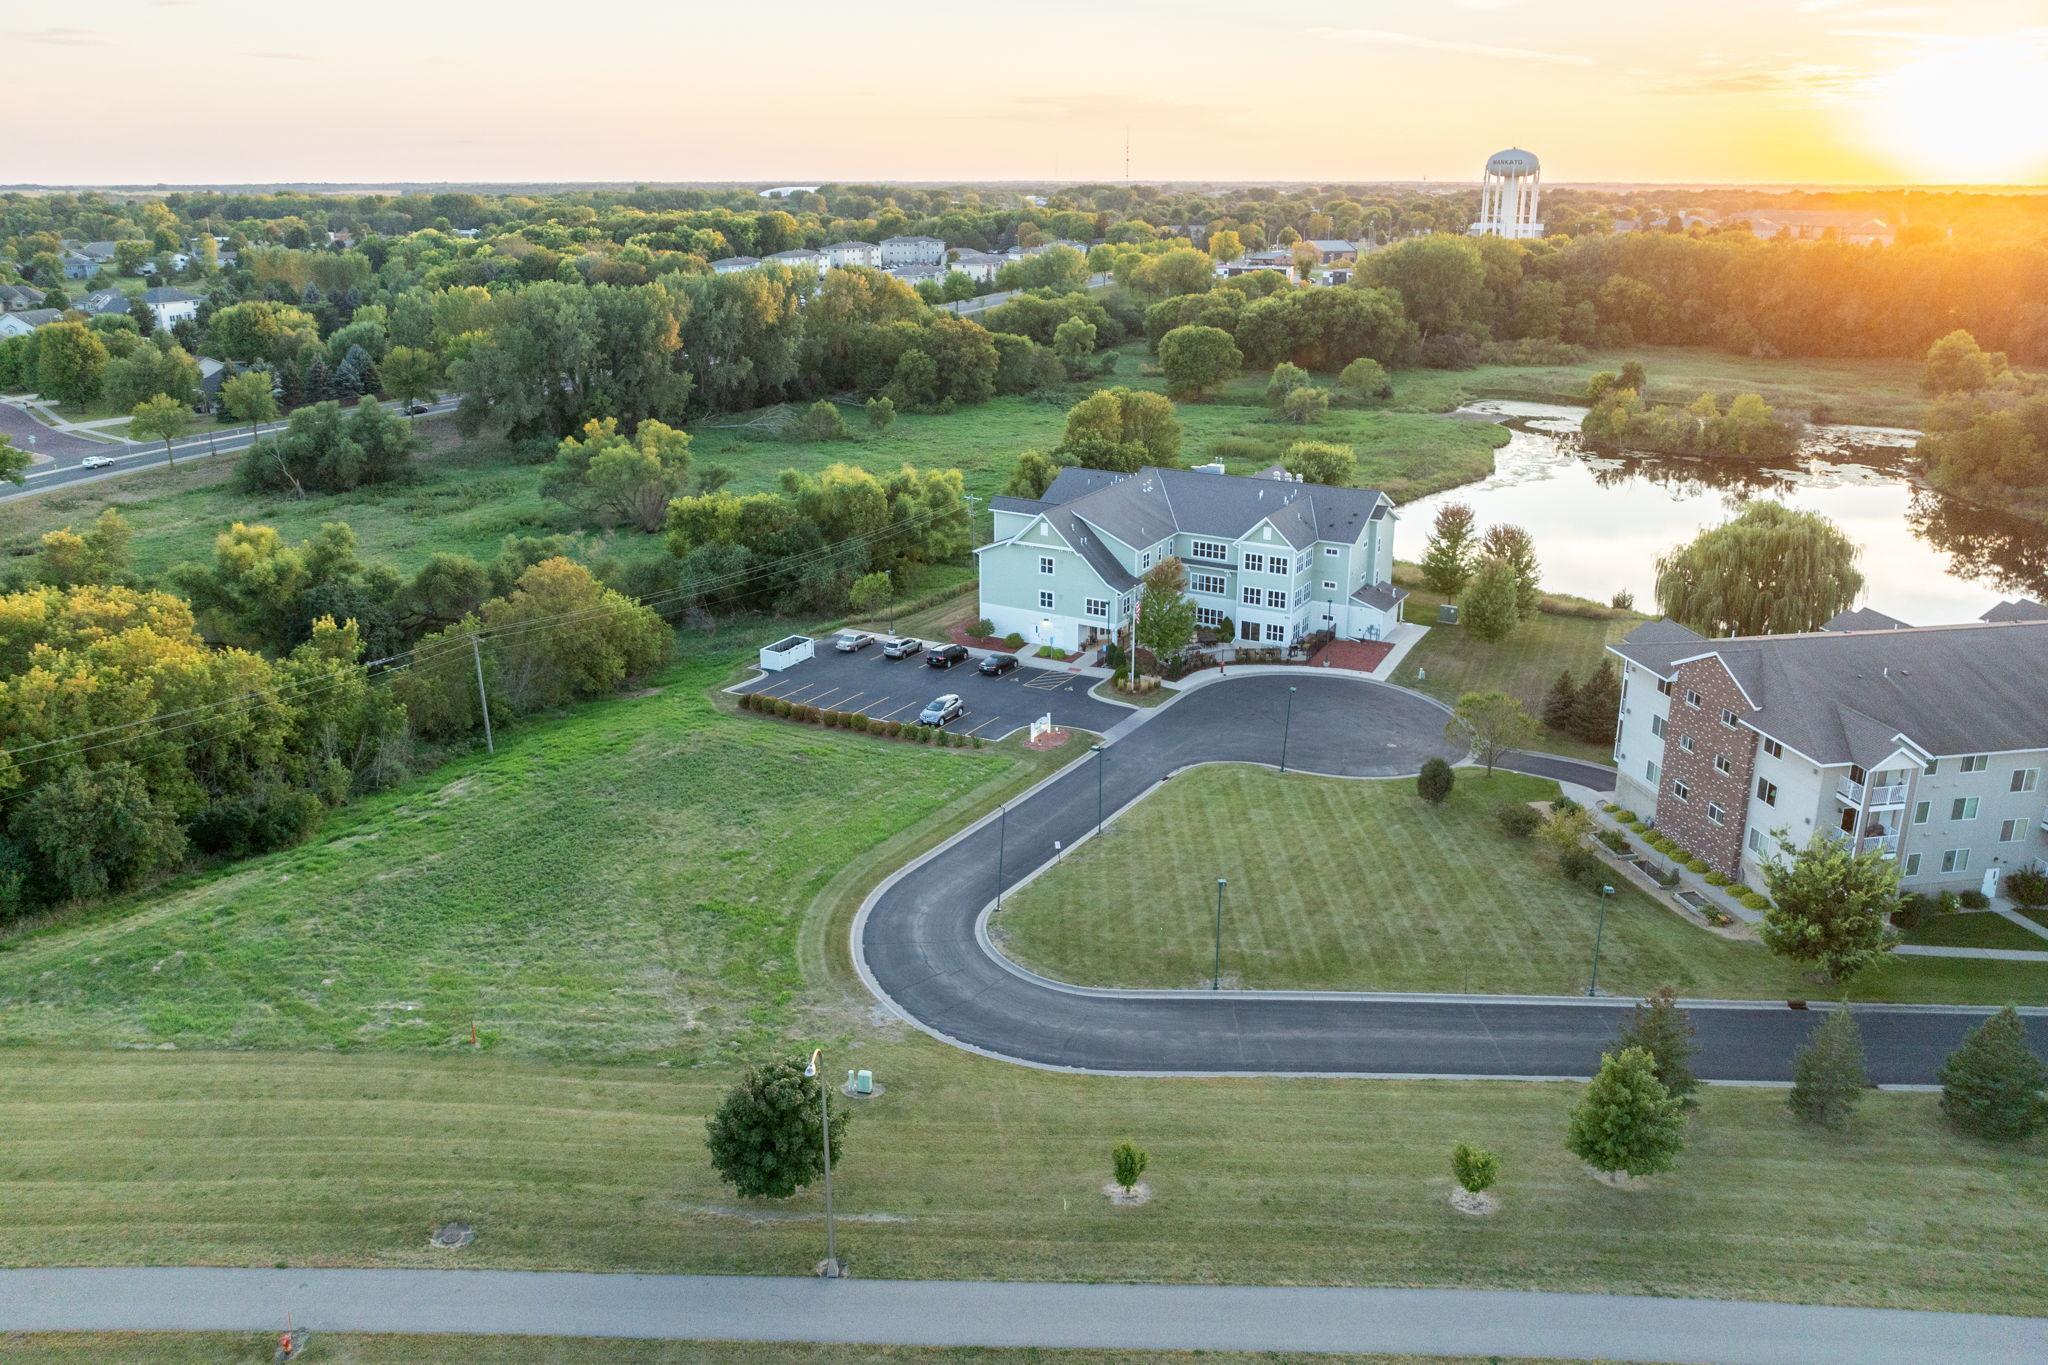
[1402,400,2048,626]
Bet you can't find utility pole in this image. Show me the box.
[471,634,495,755]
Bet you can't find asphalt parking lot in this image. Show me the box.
[732,637,1133,740]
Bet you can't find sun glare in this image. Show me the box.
[1859,38,2048,183]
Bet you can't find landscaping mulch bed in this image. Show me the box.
[1307,639,1394,673]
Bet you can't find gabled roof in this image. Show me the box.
[139,287,197,304]
[823,240,877,250]
[1035,464,1390,557]
[1822,606,1911,632]
[1619,619,1703,648]
[77,290,130,315]
[1981,598,2048,623]
[881,235,945,245]
[8,308,60,326]
[1611,619,2048,765]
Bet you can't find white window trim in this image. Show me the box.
[1038,555,1055,575]
[1038,590,1055,609]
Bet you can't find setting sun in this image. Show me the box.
[1858,37,2048,183]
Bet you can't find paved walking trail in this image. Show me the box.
[3,1268,2042,1362]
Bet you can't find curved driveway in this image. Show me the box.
[856,674,2047,1084]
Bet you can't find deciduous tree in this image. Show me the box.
[1280,440,1354,487]
[1656,503,1863,637]
[1456,559,1522,642]
[129,393,190,468]
[1566,1047,1685,1179]
[1420,502,1477,594]
[1156,324,1241,399]
[1447,690,1534,775]
[1758,832,1898,985]
[705,1055,849,1199]
[1057,387,1181,472]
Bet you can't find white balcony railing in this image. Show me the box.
[1835,778,1863,805]
[1860,832,1900,857]
[1866,783,1908,808]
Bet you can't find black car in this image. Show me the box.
[978,653,1018,676]
[925,643,969,669]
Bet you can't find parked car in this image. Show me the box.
[834,631,875,652]
[79,454,117,469]
[880,636,922,659]
[978,653,1018,676]
[925,643,969,669]
[919,694,965,726]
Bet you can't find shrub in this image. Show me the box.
[1738,889,1770,911]
[1451,1143,1499,1194]
[1597,828,1630,856]
[1958,889,1990,910]
[1111,1140,1149,1193]
[1559,846,1608,892]
[1338,356,1393,401]
[1611,589,1636,610]
[1685,857,1710,874]
[1614,808,1637,823]
[1003,632,1025,649]
[972,737,984,748]
[1553,796,1582,816]
[1416,757,1455,806]
[1937,1006,2047,1141]
[1278,385,1330,425]
[970,618,995,637]
[1495,804,1543,839]
[1704,870,1731,887]
[1891,892,1939,932]
[705,1056,849,1199]
[2005,868,2048,908]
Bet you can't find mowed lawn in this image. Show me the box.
[0,1340,1510,1365]
[4,1044,2044,1317]
[1391,585,1640,766]
[995,767,2048,1004]
[0,636,1039,1062]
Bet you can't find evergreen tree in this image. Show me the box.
[1416,757,1455,806]
[1789,1007,1868,1130]
[1420,502,1477,594]
[1457,559,1522,642]
[1569,658,1622,744]
[705,1055,850,1198]
[1937,1006,2047,1141]
[1542,669,1579,731]
[1614,986,1699,1105]
[1566,1047,1686,1178]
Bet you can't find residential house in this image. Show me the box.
[947,248,1004,285]
[1305,239,1359,265]
[0,283,46,312]
[976,463,1403,653]
[0,309,61,339]
[80,242,119,264]
[1744,211,1896,247]
[887,263,946,289]
[62,254,99,281]
[710,255,761,275]
[1608,617,2048,898]
[140,287,200,331]
[822,240,880,269]
[1980,598,2048,624]
[76,289,133,318]
[880,235,946,269]
[1218,248,1296,283]
[762,248,829,279]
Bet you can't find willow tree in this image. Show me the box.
[1654,502,1862,637]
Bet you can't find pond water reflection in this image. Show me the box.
[1401,401,2048,626]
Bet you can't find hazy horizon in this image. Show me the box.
[8,0,2046,187]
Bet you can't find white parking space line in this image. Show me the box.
[834,692,867,711]
[961,717,999,737]
[877,700,918,720]
[807,688,845,707]
[779,683,821,702]
[860,695,892,716]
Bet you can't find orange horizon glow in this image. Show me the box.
[4,0,2045,188]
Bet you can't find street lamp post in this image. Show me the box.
[802,1048,840,1277]
[1212,877,1228,990]
[1279,686,1297,773]
[1588,885,1614,997]
[1091,743,1106,835]
[994,803,1008,909]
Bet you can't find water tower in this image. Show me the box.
[1469,148,1543,240]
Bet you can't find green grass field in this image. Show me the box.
[0,634,1048,1061]
[1904,911,2048,952]
[5,1044,2043,1316]
[996,766,2048,1004]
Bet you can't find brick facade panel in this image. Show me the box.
[1652,658,1761,877]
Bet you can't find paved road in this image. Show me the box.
[3,1267,2040,1362]
[855,673,2048,1083]
[0,395,459,501]
[736,638,1131,740]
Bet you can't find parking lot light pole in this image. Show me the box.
[995,803,1008,909]
[802,1048,840,1277]
[1213,878,1227,990]
[1091,743,1106,835]
[1279,686,1297,773]
[1588,885,1614,997]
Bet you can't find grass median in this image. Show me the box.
[994,765,2048,1004]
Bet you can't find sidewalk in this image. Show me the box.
[3,1268,2042,1363]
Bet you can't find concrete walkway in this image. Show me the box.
[3,1268,2042,1363]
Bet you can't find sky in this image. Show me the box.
[6,0,2048,187]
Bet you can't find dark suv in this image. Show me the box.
[925,643,969,669]
[977,653,1018,676]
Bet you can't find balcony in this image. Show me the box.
[1860,832,1900,857]
[1834,777,1906,807]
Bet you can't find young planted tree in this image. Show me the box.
[1479,524,1541,617]
[1456,559,1522,642]
[1758,833,1898,985]
[1655,502,1863,637]
[1419,502,1478,594]
[1937,1006,2047,1141]
[1447,690,1535,776]
[1614,986,1699,1106]
[128,393,190,468]
[1566,1046,1686,1180]
[220,369,280,440]
[1416,757,1455,806]
[1111,1139,1149,1194]
[705,1055,849,1198]
[1135,557,1197,685]
[1788,1007,1869,1130]
[1451,1143,1500,1195]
